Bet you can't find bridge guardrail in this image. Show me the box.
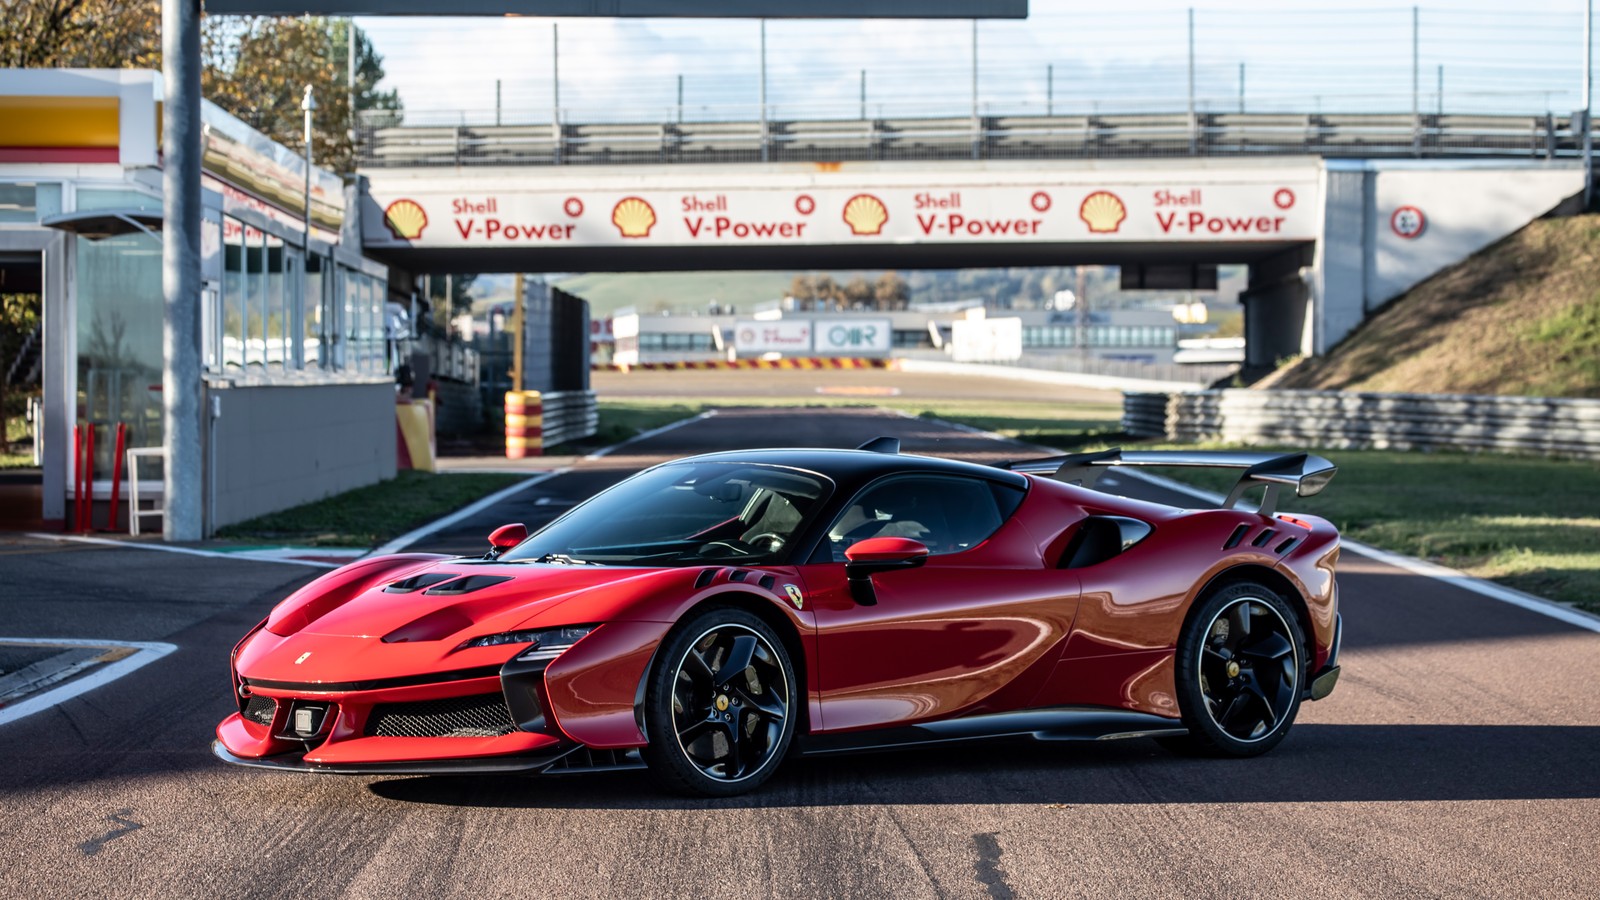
[358,111,1592,168]
[1123,389,1600,461]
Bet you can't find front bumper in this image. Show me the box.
[1306,613,1342,701]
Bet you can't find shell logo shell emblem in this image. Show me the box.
[382,199,428,240]
[611,196,657,238]
[842,194,889,236]
[1079,191,1127,234]
[784,584,804,610]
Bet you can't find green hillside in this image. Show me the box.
[554,272,796,318]
[1278,213,1600,398]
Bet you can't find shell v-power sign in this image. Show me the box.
[367,168,1320,250]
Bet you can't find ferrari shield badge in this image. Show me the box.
[783,584,804,610]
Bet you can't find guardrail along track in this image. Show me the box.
[358,111,1593,168]
[1123,389,1600,461]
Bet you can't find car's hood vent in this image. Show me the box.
[422,575,513,596]
[384,573,460,593]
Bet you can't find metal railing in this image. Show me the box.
[1124,389,1600,461]
[356,111,1594,169]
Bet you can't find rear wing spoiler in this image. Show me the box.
[1004,449,1336,517]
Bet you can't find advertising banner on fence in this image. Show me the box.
[813,318,892,354]
[733,320,812,355]
[364,167,1322,250]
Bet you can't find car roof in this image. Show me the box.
[670,448,1029,490]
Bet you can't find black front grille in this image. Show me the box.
[242,695,276,726]
[366,694,517,738]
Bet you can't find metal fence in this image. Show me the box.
[1123,389,1600,461]
[356,110,1595,168]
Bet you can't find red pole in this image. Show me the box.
[73,424,82,531]
[108,422,126,533]
[83,424,95,533]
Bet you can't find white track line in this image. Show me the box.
[0,638,177,727]
[366,469,568,557]
[24,533,339,569]
[585,409,718,460]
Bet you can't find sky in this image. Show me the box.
[356,1,1600,126]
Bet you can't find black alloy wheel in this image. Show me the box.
[641,608,796,796]
[1164,581,1305,757]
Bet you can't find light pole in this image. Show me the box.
[1585,0,1594,209]
[301,85,316,246]
[161,0,203,541]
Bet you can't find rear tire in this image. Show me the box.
[1163,581,1306,758]
[640,607,797,796]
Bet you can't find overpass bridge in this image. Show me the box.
[355,115,1587,368]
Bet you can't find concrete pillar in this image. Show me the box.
[1312,162,1370,356]
[161,0,204,541]
[1241,244,1314,369]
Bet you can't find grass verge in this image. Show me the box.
[216,470,526,548]
[582,396,1124,452]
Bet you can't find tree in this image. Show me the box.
[842,276,874,309]
[1,292,42,454]
[1,3,398,173]
[334,21,402,127]
[873,271,910,310]
[0,1,158,69]
[788,274,817,303]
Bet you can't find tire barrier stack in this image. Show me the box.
[505,390,599,458]
[1123,389,1600,461]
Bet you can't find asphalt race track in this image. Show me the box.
[2,408,1598,898]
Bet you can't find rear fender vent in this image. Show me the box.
[385,572,459,593]
[729,570,748,583]
[366,694,517,738]
[694,568,719,589]
[758,574,776,590]
[1275,537,1298,554]
[1223,524,1249,550]
[1251,528,1278,548]
[423,575,514,596]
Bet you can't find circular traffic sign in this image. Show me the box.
[1391,205,1426,239]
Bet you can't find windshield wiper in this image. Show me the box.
[527,552,600,566]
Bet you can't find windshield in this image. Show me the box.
[501,462,832,567]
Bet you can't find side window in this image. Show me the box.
[824,476,1014,560]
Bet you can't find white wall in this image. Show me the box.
[1365,164,1583,308]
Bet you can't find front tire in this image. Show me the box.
[1163,581,1306,757]
[640,608,797,796]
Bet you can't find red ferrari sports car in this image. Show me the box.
[215,441,1342,796]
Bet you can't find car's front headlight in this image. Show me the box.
[456,625,596,659]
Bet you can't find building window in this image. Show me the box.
[76,232,164,468]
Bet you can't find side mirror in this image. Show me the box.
[486,523,527,559]
[843,537,929,606]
